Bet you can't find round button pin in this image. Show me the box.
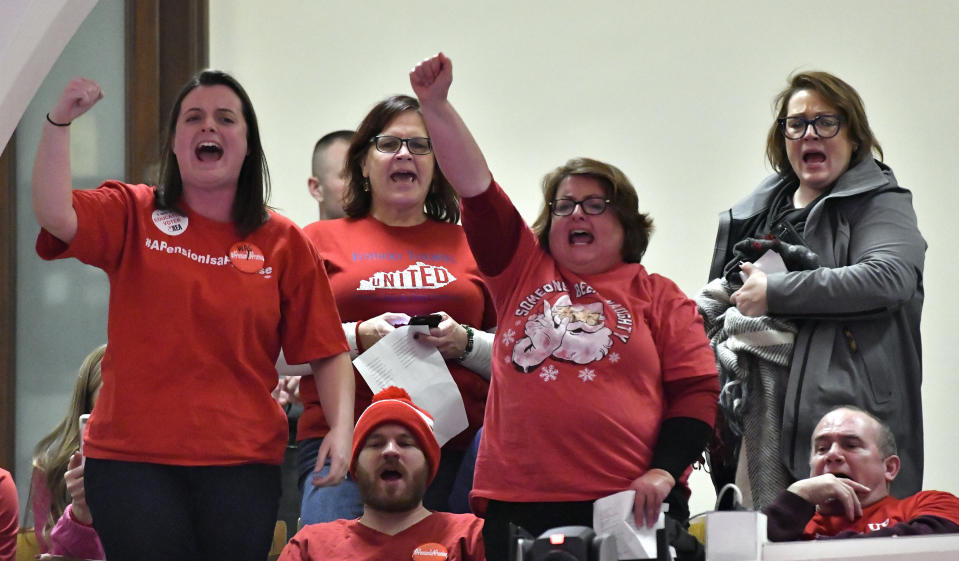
[152,209,188,236]
[229,242,266,273]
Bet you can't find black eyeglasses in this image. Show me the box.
[371,135,433,155]
[549,196,611,216]
[778,114,843,140]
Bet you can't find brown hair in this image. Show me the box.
[765,71,883,177]
[342,95,459,223]
[531,157,653,263]
[155,69,270,237]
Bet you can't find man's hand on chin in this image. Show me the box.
[788,474,872,521]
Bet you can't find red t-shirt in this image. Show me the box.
[278,513,484,561]
[806,491,959,538]
[298,216,495,449]
[462,181,717,508]
[36,182,347,465]
[0,469,16,561]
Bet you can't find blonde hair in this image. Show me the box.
[31,344,105,543]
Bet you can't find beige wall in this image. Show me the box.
[210,0,959,514]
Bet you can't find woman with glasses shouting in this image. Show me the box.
[704,72,925,509]
[294,95,496,523]
[410,53,719,560]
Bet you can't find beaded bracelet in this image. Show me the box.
[456,325,474,361]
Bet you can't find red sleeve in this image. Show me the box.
[278,227,348,364]
[904,491,959,527]
[462,515,486,561]
[36,181,140,272]
[460,179,526,277]
[0,470,18,561]
[663,375,718,424]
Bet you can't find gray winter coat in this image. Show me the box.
[709,157,926,497]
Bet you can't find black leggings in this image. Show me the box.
[84,459,280,561]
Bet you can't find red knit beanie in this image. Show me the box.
[350,386,441,484]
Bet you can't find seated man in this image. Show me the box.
[765,406,959,540]
[279,387,484,560]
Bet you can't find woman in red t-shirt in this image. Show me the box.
[294,95,496,524]
[410,54,720,560]
[32,72,353,561]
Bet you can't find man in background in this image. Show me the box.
[307,130,353,220]
[765,406,959,540]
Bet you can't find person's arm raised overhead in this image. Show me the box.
[32,78,103,244]
[410,53,491,198]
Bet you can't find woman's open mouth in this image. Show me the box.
[195,142,224,162]
[390,171,418,183]
[569,230,594,245]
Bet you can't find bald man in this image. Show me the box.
[765,406,959,540]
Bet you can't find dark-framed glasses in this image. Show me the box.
[549,196,611,216]
[778,114,843,140]
[371,135,433,155]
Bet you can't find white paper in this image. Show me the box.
[593,490,665,560]
[739,249,788,282]
[353,325,468,446]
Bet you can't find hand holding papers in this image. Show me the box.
[353,324,468,446]
[594,490,667,560]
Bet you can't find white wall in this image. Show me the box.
[0,0,98,155]
[210,0,959,515]
[11,0,121,510]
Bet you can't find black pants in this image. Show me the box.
[482,500,594,561]
[85,458,280,561]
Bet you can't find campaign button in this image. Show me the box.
[152,209,188,236]
[412,542,448,561]
[229,242,266,273]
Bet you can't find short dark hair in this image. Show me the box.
[155,69,270,237]
[531,157,653,263]
[312,130,354,176]
[818,405,898,458]
[765,71,883,178]
[342,95,459,223]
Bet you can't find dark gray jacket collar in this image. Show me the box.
[729,157,898,223]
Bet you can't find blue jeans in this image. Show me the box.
[448,428,481,513]
[297,437,363,524]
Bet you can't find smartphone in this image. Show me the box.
[408,314,442,328]
[79,414,90,456]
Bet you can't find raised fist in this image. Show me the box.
[410,52,453,105]
[49,77,104,125]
